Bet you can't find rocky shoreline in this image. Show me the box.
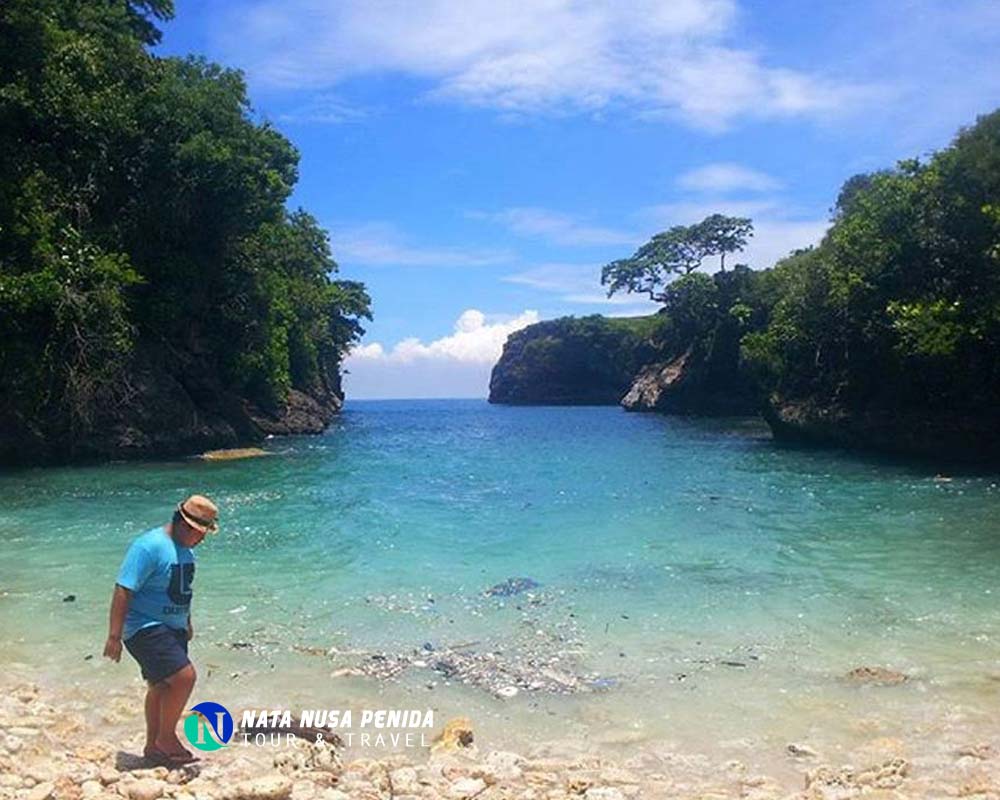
[762,396,1000,463]
[0,340,346,466]
[3,675,1000,800]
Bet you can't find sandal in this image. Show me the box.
[144,746,200,767]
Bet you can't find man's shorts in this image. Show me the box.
[124,624,190,683]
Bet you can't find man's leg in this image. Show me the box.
[143,682,164,754]
[154,663,197,756]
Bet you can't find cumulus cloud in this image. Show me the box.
[348,309,540,365]
[343,309,541,398]
[215,0,870,130]
[676,163,781,193]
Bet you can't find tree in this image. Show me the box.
[0,0,370,459]
[601,214,754,303]
[698,214,754,271]
[743,108,1000,413]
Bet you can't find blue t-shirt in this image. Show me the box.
[116,526,196,640]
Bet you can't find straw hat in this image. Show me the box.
[177,494,219,534]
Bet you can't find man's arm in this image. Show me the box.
[103,584,132,662]
[107,537,154,661]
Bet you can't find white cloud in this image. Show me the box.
[504,262,598,293]
[276,94,371,124]
[676,163,781,193]
[348,309,540,365]
[470,207,633,246]
[330,222,510,267]
[216,0,870,130]
[343,308,541,398]
[503,262,658,311]
[349,342,385,359]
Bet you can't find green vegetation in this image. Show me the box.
[601,214,753,302]
[583,110,1000,452]
[743,110,1000,418]
[603,313,663,339]
[0,1,370,458]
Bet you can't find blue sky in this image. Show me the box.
[159,0,1000,398]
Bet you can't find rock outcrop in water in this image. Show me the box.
[488,316,658,406]
[489,299,760,415]
[620,345,759,416]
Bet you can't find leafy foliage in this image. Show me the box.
[593,110,1000,429]
[601,214,753,302]
[0,0,370,448]
[743,109,1000,412]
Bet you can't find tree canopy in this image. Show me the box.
[0,0,370,456]
[601,214,753,303]
[592,109,1000,444]
[743,109,1000,413]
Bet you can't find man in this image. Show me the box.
[103,494,219,766]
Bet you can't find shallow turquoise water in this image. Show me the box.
[2,399,1000,764]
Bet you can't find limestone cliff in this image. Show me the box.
[489,313,760,415]
[488,316,658,405]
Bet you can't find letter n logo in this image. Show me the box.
[183,701,233,751]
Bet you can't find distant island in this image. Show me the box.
[0,3,370,464]
[491,110,1000,462]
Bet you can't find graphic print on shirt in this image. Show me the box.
[167,562,195,606]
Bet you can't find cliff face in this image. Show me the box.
[0,342,344,465]
[489,313,760,415]
[621,349,758,415]
[621,327,759,416]
[488,316,657,405]
[763,396,1000,462]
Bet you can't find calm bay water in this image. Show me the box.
[2,399,999,769]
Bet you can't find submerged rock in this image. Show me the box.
[484,577,541,597]
[845,666,909,686]
[787,743,818,759]
[356,642,599,698]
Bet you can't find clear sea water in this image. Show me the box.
[2,399,999,774]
